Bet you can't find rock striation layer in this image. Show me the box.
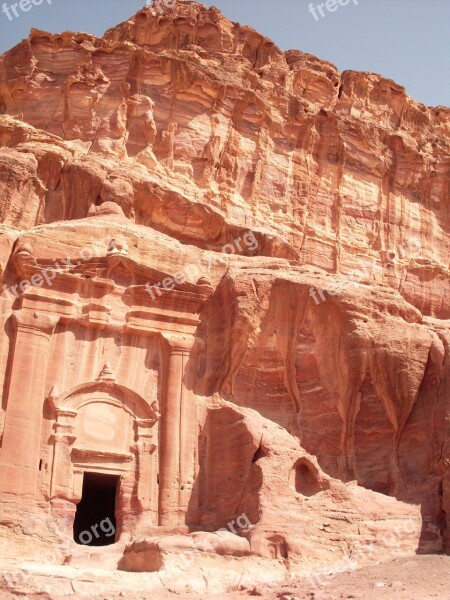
[0,2,449,595]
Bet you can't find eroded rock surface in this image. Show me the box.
[0,2,449,596]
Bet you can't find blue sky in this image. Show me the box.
[0,0,448,107]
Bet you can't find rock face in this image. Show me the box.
[0,1,449,593]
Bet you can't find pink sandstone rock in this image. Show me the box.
[0,2,448,595]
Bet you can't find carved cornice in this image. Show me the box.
[8,251,212,332]
[11,251,210,299]
[71,447,134,463]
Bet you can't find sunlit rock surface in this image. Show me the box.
[0,2,448,596]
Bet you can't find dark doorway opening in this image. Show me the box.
[73,472,119,546]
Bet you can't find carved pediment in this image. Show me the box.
[49,379,159,423]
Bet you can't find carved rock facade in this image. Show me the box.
[0,1,449,590]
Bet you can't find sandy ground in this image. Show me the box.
[241,554,450,600]
[1,555,450,600]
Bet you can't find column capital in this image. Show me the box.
[12,310,59,335]
[163,334,195,355]
[50,432,76,445]
[133,440,157,454]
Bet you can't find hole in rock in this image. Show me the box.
[268,534,288,559]
[438,509,447,537]
[73,472,118,546]
[292,460,323,497]
[252,445,268,463]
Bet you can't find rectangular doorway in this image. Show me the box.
[73,472,119,546]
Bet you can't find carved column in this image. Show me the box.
[50,409,77,500]
[178,345,197,519]
[0,310,58,496]
[135,418,158,518]
[158,335,194,526]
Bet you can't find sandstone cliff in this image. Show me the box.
[0,2,449,594]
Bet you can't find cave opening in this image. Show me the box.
[73,472,118,546]
[292,460,323,497]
